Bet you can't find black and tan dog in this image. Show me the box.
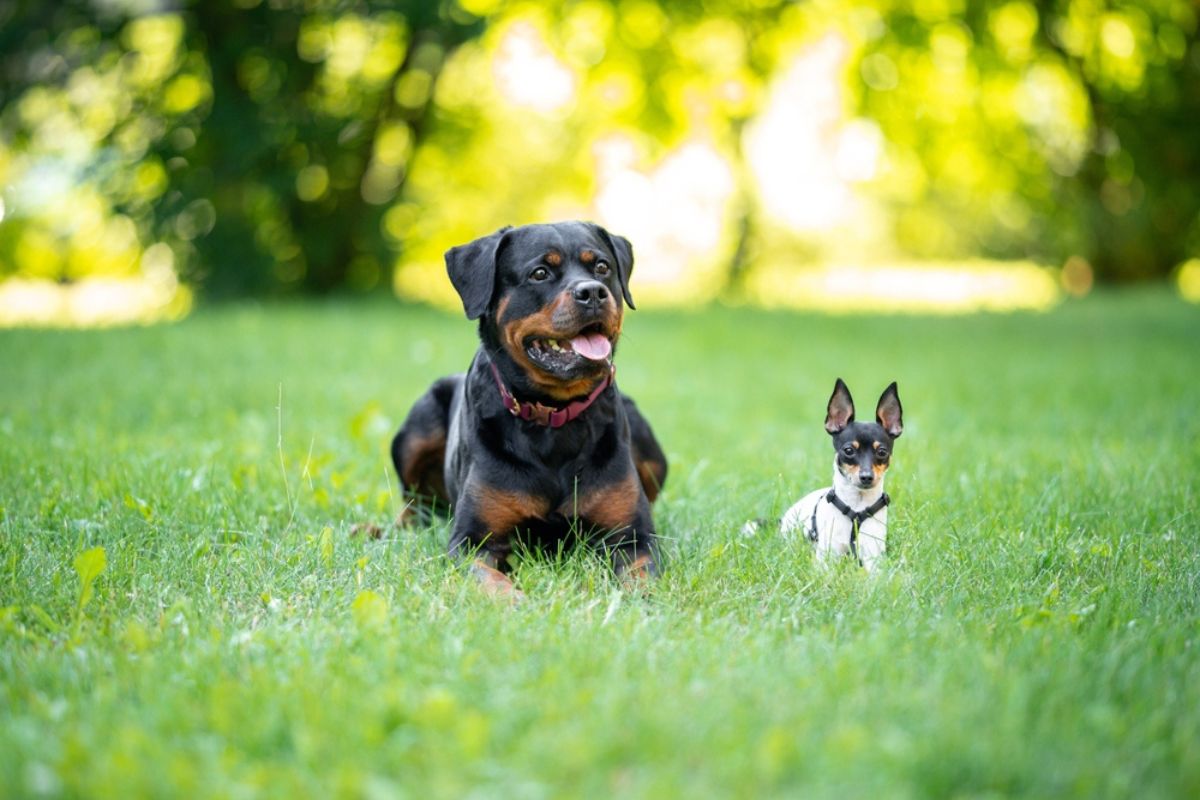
[391,221,667,597]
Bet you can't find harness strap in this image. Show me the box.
[822,489,890,567]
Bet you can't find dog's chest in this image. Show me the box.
[780,487,888,567]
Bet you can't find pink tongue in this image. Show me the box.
[570,333,612,361]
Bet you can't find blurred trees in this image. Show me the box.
[1033,0,1200,280]
[393,0,798,307]
[182,1,482,294]
[858,0,1200,281]
[0,0,483,296]
[0,0,1197,299]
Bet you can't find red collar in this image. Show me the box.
[489,360,614,428]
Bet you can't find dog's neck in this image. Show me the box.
[831,460,886,511]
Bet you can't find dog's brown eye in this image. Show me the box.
[842,446,855,457]
[876,448,889,459]
[530,267,551,281]
[595,261,611,277]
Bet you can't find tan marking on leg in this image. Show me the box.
[400,431,447,500]
[635,459,665,503]
[570,471,640,531]
[473,484,550,533]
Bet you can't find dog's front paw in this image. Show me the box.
[613,552,656,594]
[469,560,525,602]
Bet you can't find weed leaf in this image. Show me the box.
[351,590,388,626]
[73,546,107,612]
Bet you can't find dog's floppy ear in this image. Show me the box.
[825,378,855,434]
[876,382,903,438]
[445,226,512,320]
[591,223,636,310]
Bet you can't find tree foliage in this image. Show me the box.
[0,0,1196,298]
[856,0,1200,280]
[0,0,483,296]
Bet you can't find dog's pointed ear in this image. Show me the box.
[876,382,903,438]
[591,223,635,309]
[825,378,855,434]
[445,226,512,320]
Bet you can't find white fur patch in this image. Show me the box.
[777,459,888,572]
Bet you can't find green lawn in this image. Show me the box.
[2,290,1198,798]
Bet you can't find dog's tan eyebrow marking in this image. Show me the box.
[544,250,562,267]
[873,441,882,450]
[579,249,596,264]
[851,441,860,449]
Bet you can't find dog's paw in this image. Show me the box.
[615,553,656,593]
[469,560,525,603]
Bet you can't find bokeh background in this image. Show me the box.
[2,0,1199,325]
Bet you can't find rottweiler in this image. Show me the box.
[390,221,668,597]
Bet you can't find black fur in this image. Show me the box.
[392,221,666,579]
[445,226,512,320]
[825,379,903,489]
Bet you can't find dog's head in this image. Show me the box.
[445,221,635,399]
[823,378,903,490]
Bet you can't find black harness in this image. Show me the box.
[809,490,890,567]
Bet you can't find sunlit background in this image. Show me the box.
[1,0,1198,325]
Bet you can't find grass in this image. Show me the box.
[1,289,1198,798]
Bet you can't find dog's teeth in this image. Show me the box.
[548,340,560,351]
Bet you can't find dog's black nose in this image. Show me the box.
[572,281,609,308]
[859,473,875,486]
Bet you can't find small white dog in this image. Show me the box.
[750,379,903,572]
